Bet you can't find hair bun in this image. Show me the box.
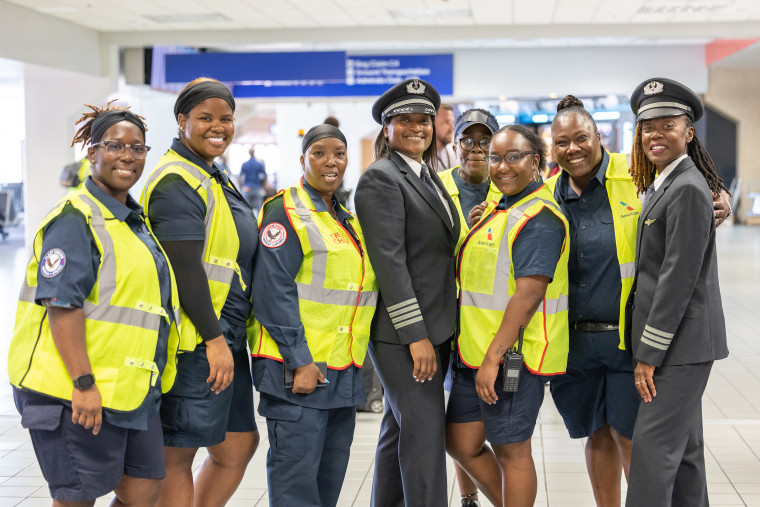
[556,95,584,112]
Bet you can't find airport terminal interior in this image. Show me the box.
[2,0,760,505]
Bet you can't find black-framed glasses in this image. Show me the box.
[92,141,151,159]
[458,137,492,152]
[487,151,536,166]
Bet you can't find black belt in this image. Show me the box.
[572,321,619,332]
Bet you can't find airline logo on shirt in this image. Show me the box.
[40,248,66,278]
[261,223,287,249]
[619,201,635,211]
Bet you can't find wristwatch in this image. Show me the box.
[73,373,96,390]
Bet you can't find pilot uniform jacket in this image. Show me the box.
[624,155,728,507]
[355,149,461,507]
[624,156,728,366]
[355,150,461,346]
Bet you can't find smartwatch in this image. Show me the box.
[73,373,96,390]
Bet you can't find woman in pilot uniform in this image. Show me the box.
[355,78,461,507]
[9,102,181,505]
[624,77,728,507]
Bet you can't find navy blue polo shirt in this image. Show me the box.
[452,167,492,220]
[147,139,257,352]
[251,178,366,409]
[554,150,621,323]
[497,180,565,281]
[18,177,173,431]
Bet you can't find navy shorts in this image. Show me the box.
[446,363,546,445]
[549,330,639,439]
[161,345,257,448]
[14,391,164,502]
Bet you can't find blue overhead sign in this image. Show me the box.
[234,54,453,97]
[162,50,453,98]
[165,51,347,83]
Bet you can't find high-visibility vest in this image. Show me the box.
[249,184,379,369]
[141,149,247,348]
[457,184,570,374]
[8,187,182,412]
[545,152,639,348]
[438,166,502,253]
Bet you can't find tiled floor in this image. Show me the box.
[0,223,759,506]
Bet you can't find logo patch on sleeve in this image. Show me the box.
[261,223,287,248]
[40,248,66,278]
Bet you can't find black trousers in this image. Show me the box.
[368,339,451,507]
[626,361,713,507]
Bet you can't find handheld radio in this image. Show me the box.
[502,326,524,392]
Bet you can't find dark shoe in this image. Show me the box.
[461,498,481,507]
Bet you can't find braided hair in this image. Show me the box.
[71,100,147,147]
[554,94,597,132]
[629,116,725,194]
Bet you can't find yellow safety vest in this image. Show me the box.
[8,187,182,412]
[249,184,379,369]
[545,152,639,348]
[438,166,503,253]
[141,149,247,349]
[457,184,570,374]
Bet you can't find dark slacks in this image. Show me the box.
[259,394,356,507]
[369,339,450,507]
[626,361,713,507]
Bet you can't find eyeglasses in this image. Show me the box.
[487,151,536,166]
[458,137,492,152]
[92,141,151,159]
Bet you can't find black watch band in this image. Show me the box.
[73,373,95,390]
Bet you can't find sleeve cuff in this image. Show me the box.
[282,342,314,370]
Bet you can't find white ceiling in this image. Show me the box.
[8,0,760,33]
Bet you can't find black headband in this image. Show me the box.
[302,124,347,154]
[174,81,236,120]
[91,110,146,144]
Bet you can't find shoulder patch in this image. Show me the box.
[261,222,287,248]
[40,248,66,278]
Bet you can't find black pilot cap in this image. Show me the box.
[371,79,441,125]
[630,77,703,122]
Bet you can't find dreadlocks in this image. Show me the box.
[71,100,147,147]
[629,116,725,195]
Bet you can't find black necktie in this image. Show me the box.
[420,163,439,199]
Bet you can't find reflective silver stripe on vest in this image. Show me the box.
[77,195,162,333]
[460,197,566,314]
[291,188,328,287]
[146,159,233,285]
[620,261,635,280]
[289,188,378,308]
[19,276,36,303]
[460,203,525,312]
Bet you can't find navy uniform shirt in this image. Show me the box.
[17,177,173,431]
[452,167,492,220]
[252,178,366,409]
[240,157,266,189]
[147,139,258,352]
[497,179,565,281]
[554,150,621,323]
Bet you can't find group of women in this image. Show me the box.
[8,73,727,507]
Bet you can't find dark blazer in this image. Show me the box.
[355,150,461,346]
[624,156,728,366]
